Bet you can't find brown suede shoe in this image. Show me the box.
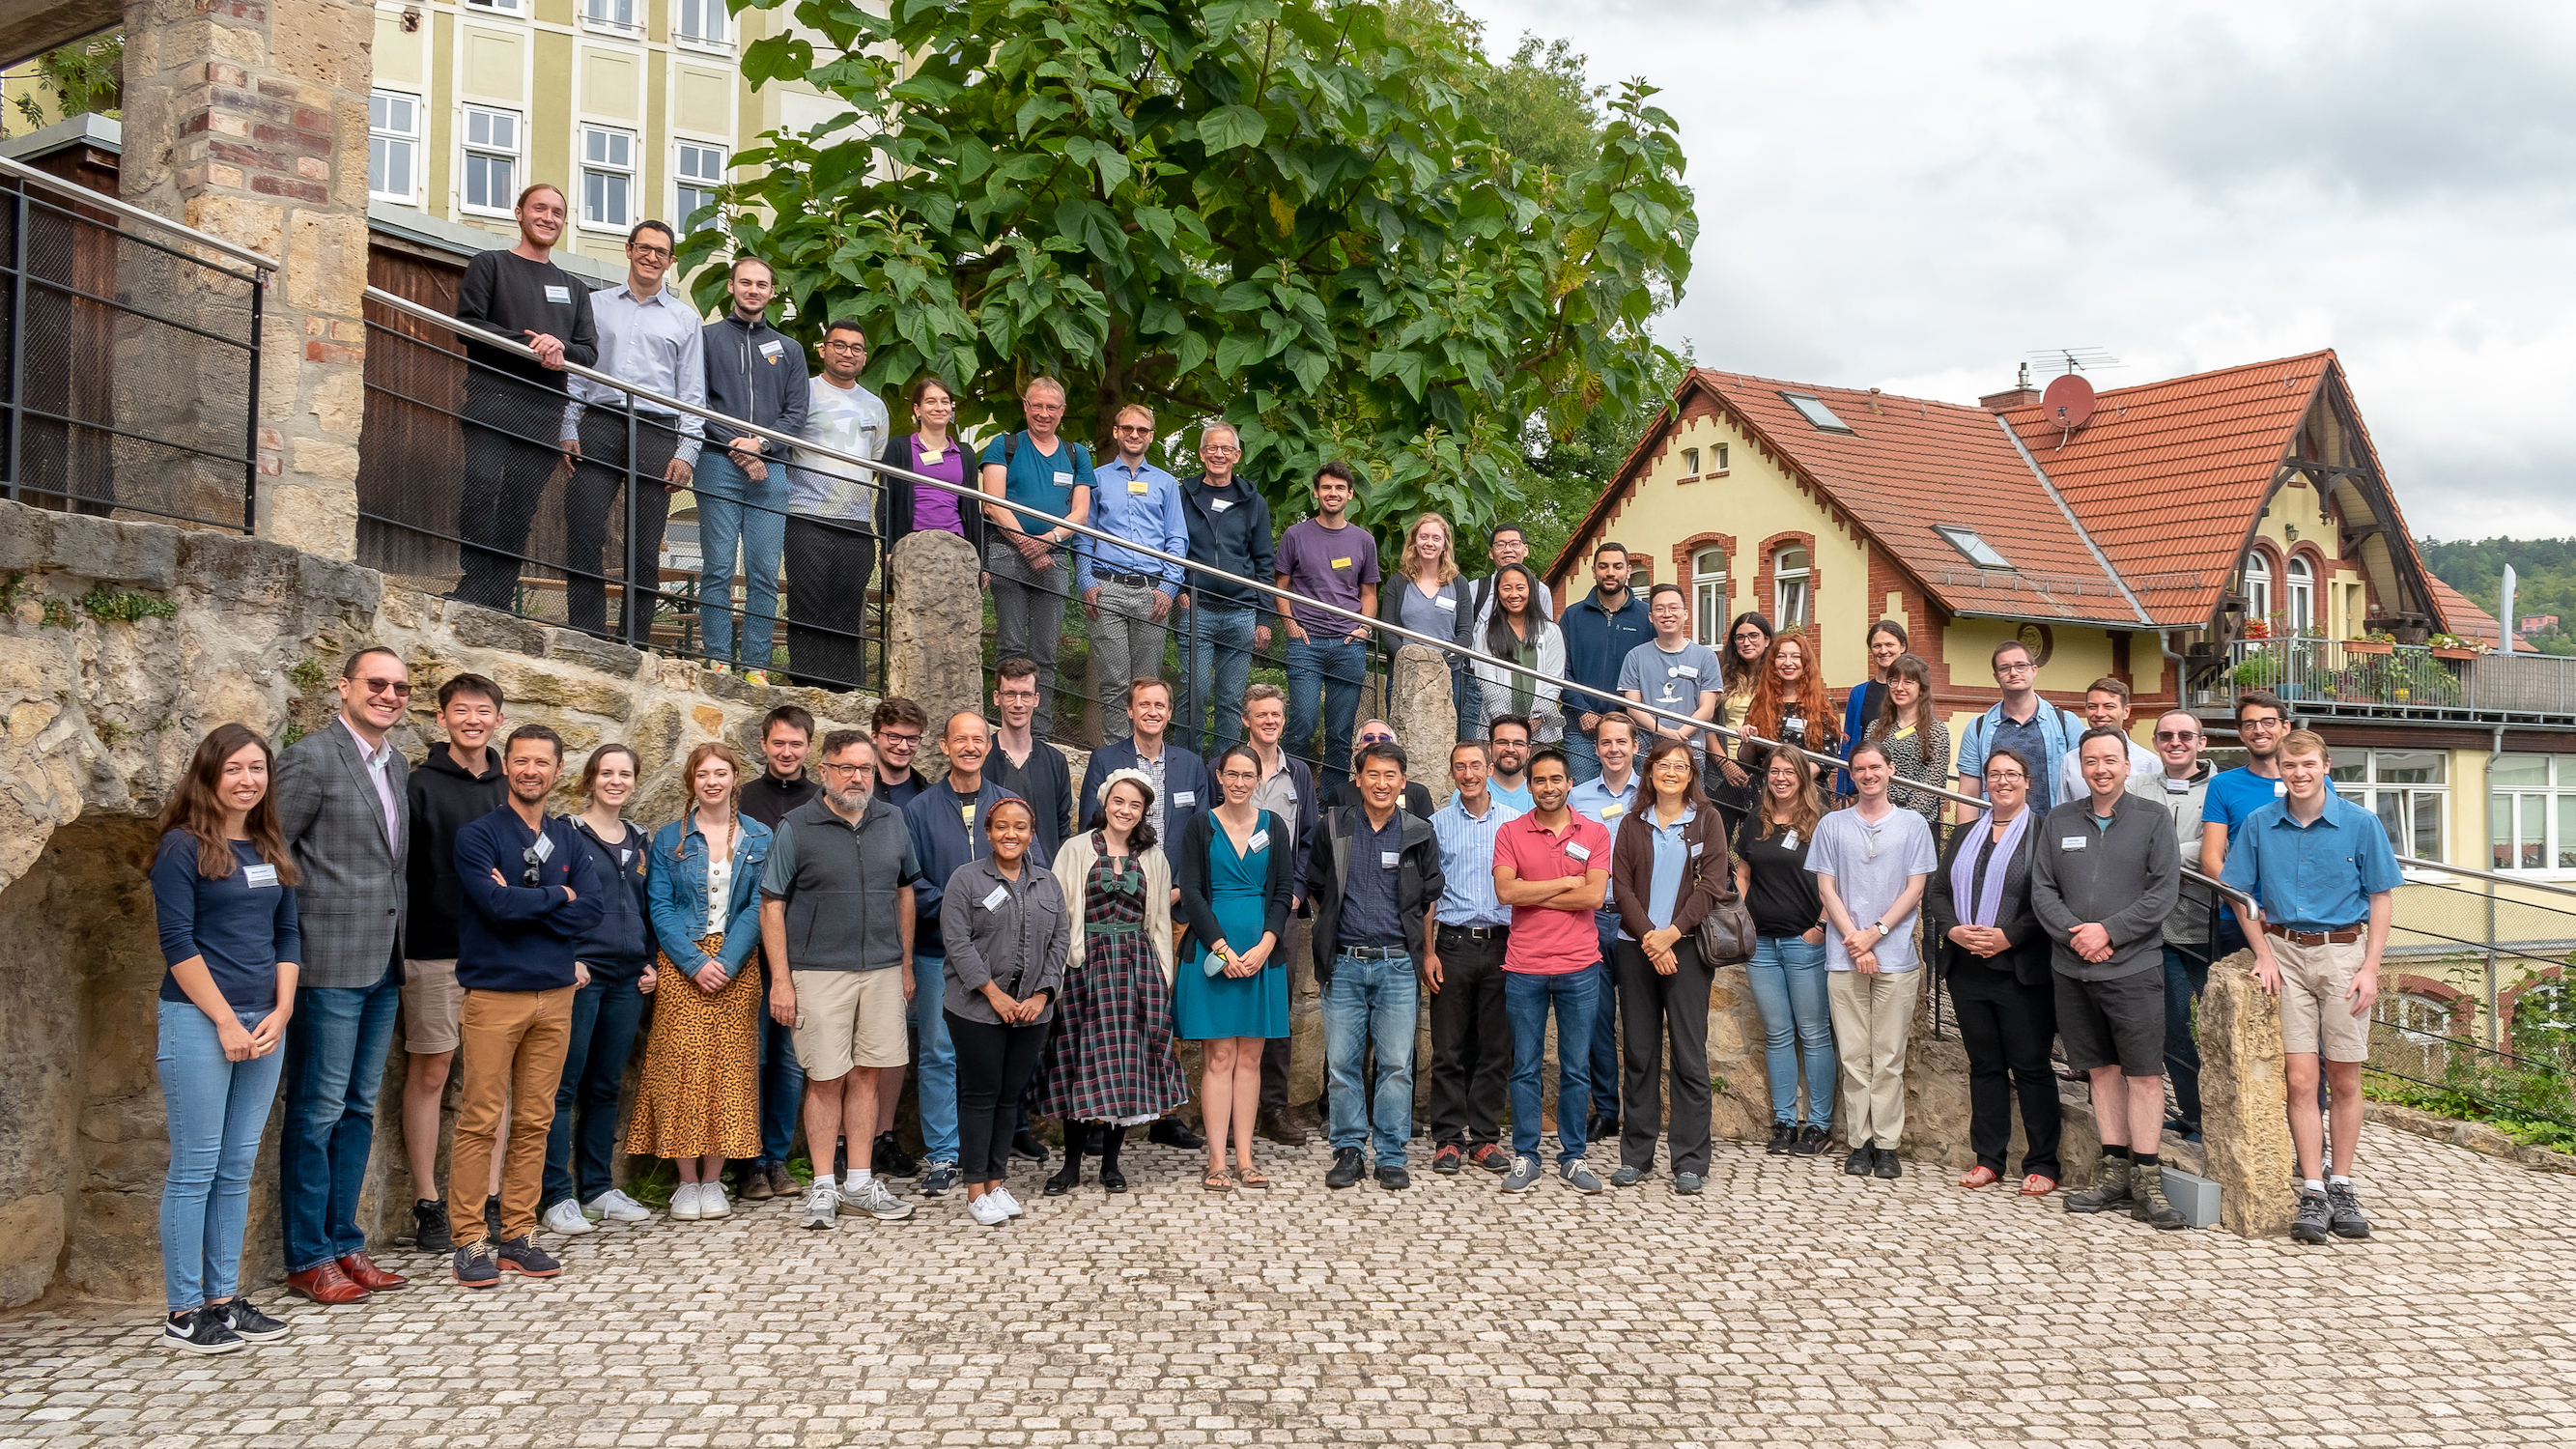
[737,1166,776,1202]
[337,1252,409,1293]
[768,1162,798,1199]
[283,1261,369,1305]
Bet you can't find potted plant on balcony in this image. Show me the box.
[2427,632,2483,662]
[2343,629,2396,657]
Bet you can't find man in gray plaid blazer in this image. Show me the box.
[273,646,416,1305]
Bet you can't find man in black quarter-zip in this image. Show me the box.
[696,256,810,683]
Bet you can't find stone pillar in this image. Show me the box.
[119,0,374,560]
[1386,643,1457,807]
[2197,950,2299,1237]
[887,529,987,730]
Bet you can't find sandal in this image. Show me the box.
[1958,1166,2000,1189]
[1202,1168,1232,1193]
[1234,1166,1271,1189]
[2018,1174,2058,1197]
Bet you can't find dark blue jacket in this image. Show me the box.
[702,311,810,440]
[455,808,606,992]
[1559,587,1654,721]
[903,778,1036,954]
[568,817,653,981]
[1079,738,1213,839]
[1177,471,1276,621]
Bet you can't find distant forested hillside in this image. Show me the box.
[2418,538,2576,656]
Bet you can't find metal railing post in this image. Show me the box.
[7,187,24,502]
[620,394,640,646]
[2485,873,2500,1050]
[243,275,264,532]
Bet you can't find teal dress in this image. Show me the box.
[1174,810,1290,1040]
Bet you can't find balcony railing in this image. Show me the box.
[2192,637,2576,722]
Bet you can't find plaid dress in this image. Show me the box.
[1034,844,1190,1124]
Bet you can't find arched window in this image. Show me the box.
[1692,548,1728,645]
[1773,546,1810,626]
[2243,551,2273,623]
[2286,554,2313,634]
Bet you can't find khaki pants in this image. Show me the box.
[1827,969,1922,1151]
[445,986,575,1245]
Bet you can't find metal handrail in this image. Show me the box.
[2393,854,2576,902]
[0,154,280,275]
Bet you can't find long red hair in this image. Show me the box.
[1742,627,1834,753]
[157,723,298,885]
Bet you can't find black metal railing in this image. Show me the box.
[0,156,269,533]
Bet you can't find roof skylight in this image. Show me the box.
[1934,525,2014,570]
[1782,392,1853,433]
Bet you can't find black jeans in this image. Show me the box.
[1428,925,1511,1151]
[948,1011,1051,1183]
[456,377,570,611]
[1948,965,2062,1179]
[782,514,878,690]
[542,972,647,1208]
[562,410,680,639]
[1612,937,1714,1176]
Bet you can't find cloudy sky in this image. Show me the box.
[1460,0,2574,541]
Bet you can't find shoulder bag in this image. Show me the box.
[1690,815,1757,967]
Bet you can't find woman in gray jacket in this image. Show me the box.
[940,796,1069,1227]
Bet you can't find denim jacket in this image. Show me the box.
[646,813,774,976]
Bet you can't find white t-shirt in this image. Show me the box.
[793,377,891,523]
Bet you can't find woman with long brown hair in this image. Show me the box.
[151,724,301,1353]
[1383,512,1478,742]
[629,740,773,1220]
[541,744,657,1236]
[1607,738,1733,1193]
[1732,743,1837,1158]
[1734,626,1839,791]
[1863,653,1950,829]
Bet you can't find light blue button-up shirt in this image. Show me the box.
[1430,793,1521,927]
[2221,795,2403,931]
[1570,769,1639,932]
[1076,456,1188,595]
[563,280,707,465]
[1643,805,1696,935]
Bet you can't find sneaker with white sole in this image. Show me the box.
[585,1188,651,1224]
[801,1181,839,1231]
[990,1186,1025,1218]
[695,1181,731,1218]
[838,1176,917,1221]
[1499,1154,1544,1193]
[162,1306,243,1355]
[668,1181,703,1221]
[965,1193,1011,1227]
[542,1199,596,1236]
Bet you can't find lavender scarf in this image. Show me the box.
[1952,806,2032,928]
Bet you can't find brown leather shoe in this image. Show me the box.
[767,1162,797,1199]
[337,1252,409,1293]
[283,1261,369,1305]
[737,1166,776,1202]
[1256,1109,1309,1148]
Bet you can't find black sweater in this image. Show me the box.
[455,248,598,393]
[405,745,510,960]
[1920,815,2052,987]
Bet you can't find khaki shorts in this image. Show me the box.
[2274,933,2372,1062]
[790,967,910,1079]
[401,957,466,1054]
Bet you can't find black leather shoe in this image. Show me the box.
[1843,1147,1875,1176]
[1588,1113,1621,1146]
[1325,1148,1366,1189]
[1042,1159,1081,1197]
[1011,1129,1049,1163]
[1873,1147,1903,1179]
[1147,1118,1204,1151]
[1098,1162,1128,1193]
[872,1132,919,1179]
[1376,1163,1410,1191]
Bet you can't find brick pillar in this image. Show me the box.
[119,0,371,561]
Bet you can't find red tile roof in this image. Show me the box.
[2000,353,2332,627]
[2426,575,2539,653]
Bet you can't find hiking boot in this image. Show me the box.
[1324,1147,1367,1189]
[2065,1159,2134,1214]
[2291,1189,2333,1244]
[2130,1164,2189,1230]
[2326,1181,2372,1239]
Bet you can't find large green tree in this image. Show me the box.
[697,0,1693,541]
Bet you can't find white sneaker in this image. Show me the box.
[585,1188,651,1224]
[801,1181,839,1231]
[990,1186,1025,1218]
[696,1181,731,1218]
[542,1198,596,1236]
[965,1192,1010,1227]
[839,1176,917,1221]
[668,1182,703,1220]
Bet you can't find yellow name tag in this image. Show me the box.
[1600,804,1625,819]
[1128,478,1148,495]
[1331,556,1351,569]
[962,806,976,824]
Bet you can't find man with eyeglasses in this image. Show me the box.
[1464,525,1557,639]
[761,731,921,1230]
[2199,689,2335,963]
[446,724,603,1287]
[783,320,890,690]
[274,648,416,1305]
[870,696,931,809]
[2129,708,2219,1143]
[1078,404,1189,742]
[1175,423,1275,755]
[558,219,702,644]
[1955,639,2087,813]
[1329,720,1434,817]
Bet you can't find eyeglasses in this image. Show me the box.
[2153,730,2201,743]
[2241,718,2286,732]
[1219,769,1259,782]
[1360,733,1394,745]
[878,731,920,746]
[1114,424,1153,434]
[822,340,865,354]
[819,760,873,778]
[1985,769,2027,782]
[359,677,412,696]
[1732,630,1766,643]
[1995,662,2036,676]
[629,243,673,261]
[521,846,543,888]
[1203,443,1240,455]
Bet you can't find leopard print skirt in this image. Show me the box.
[620,933,762,1160]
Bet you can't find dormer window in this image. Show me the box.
[1782,392,1853,434]
[1934,525,2012,570]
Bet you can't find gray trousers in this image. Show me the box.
[1090,576,1168,740]
[987,540,1070,739]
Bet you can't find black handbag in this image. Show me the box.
[1690,818,1757,966]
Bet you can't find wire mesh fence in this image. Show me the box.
[2364,867,2576,1132]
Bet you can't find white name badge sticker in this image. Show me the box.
[2273,780,2288,798]
[1249,830,1270,850]
[961,806,976,825]
[544,285,572,304]
[1781,831,1798,851]
[1175,791,1196,807]
[619,848,633,867]
[1128,478,1149,495]
[921,447,945,464]
[1435,595,1457,611]
[1673,665,1699,679]
[1053,471,1074,488]
[243,863,279,889]
[1380,850,1401,868]
[1208,498,1233,512]
[1599,803,1625,819]
[2061,837,2087,850]
[1565,841,1591,862]
[531,833,555,862]
[760,339,784,357]
[981,884,1009,910]
[1690,841,1705,857]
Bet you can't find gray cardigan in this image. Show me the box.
[2029,793,2179,982]
[939,857,1069,1026]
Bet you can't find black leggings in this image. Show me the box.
[948,1011,1052,1183]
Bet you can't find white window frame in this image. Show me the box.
[368,89,422,206]
[2489,753,2576,875]
[2328,749,2445,863]
[674,139,726,232]
[1680,447,1701,476]
[2287,554,2314,634]
[1692,548,1728,647]
[2243,551,2273,624]
[459,104,522,218]
[1772,546,1810,627]
[580,0,639,32]
[675,0,731,48]
[464,0,524,14]
[1710,441,1729,474]
[580,125,638,233]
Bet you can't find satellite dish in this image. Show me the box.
[2042,373,2096,429]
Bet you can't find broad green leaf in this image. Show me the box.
[1197,104,1269,153]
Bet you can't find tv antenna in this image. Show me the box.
[2027,347,2121,377]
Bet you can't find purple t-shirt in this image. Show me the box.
[1276,519,1379,634]
[907,436,969,536]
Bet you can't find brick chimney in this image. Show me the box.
[1980,361,2041,412]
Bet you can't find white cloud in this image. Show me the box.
[1462,0,2576,537]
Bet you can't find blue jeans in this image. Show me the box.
[1562,727,1601,784]
[1323,952,1420,1167]
[757,982,807,1166]
[1184,602,1259,756]
[912,952,959,1163]
[695,450,788,668]
[1287,637,1366,790]
[543,974,646,1208]
[1586,914,1621,1120]
[1506,968,1599,1164]
[1745,935,1836,1129]
[2164,943,2214,1127]
[279,955,402,1274]
[158,1004,285,1311]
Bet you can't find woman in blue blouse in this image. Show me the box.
[151,724,300,1354]
[626,740,772,1221]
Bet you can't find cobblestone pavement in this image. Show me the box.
[4,1121,2573,1447]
